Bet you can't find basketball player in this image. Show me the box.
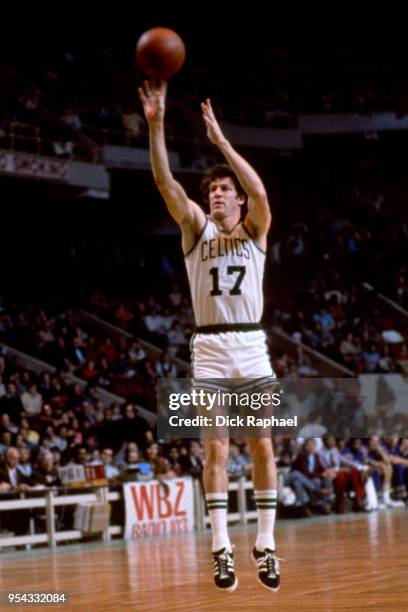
[139,80,280,593]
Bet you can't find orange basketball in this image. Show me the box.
[136,27,186,80]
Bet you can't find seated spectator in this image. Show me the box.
[98,337,116,364]
[295,347,319,377]
[0,447,32,535]
[121,447,153,480]
[363,344,381,373]
[313,307,335,333]
[144,307,164,334]
[39,372,54,401]
[111,404,123,421]
[383,436,408,501]
[167,321,187,357]
[90,449,101,464]
[36,403,55,428]
[178,440,204,478]
[154,457,178,480]
[0,383,24,422]
[128,341,146,364]
[18,447,33,478]
[52,448,62,471]
[341,438,378,510]
[68,337,87,368]
[227,443,252,479]
[318,436,366,513]
[145,442,160,468]
[111,352,136,379]
[288,439,333,515]
[166,446,182,476]
[99,448,120,482]
[168,284,183,307]
[141,358,157,384]
[274,351,290,377]
[51,425,70,453]
[0,446,31,489]
[70,447,90,466]
[21,383,43,416]
[114,303,134,330]
[118,403,152,450]
[156,352,177,378]
[19,418,40,448]
[339,332,361,367]
[79,359,99,383]
[0,431,13,454]
[367,437,405,507]
[0,413,19,436]
[161,309,177,333]
[31,451,61,487]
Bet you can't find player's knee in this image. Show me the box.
[248,438,274,462]
[205,439,229,465]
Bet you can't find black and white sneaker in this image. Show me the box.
[251,547,280,592]
[212,547,238,592]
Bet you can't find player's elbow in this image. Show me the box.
[251,186,268,202]
[154,174,173,193]
[260,201,272,227]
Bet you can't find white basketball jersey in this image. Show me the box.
[184,218,266,326]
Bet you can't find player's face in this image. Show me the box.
[208,177,244,220]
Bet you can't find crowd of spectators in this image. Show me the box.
[270,283,407,375]
[1,156,407,394]
[3,198,407,384]
[275,435,408,516]
[0,296,188,411]
[265,170,408,373]
[1,404,407,536]
[0,28,407,548]
[2,36,408,162]
[0,325,406,539]
[96,278,407,377]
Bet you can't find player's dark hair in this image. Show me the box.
[200,163,247,205]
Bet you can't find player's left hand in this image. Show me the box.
[201,99,227,147]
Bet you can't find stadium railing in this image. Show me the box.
[0,486,121,550]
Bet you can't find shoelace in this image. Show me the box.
[258,553,285,575]
[214,553,231,578]
[266,554,278,576]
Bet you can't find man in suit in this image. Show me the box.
[0,447,32,535]
[288,439,333,514]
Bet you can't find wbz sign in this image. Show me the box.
[123,477,194,539]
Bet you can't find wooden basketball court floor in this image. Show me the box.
[1,509,406,611]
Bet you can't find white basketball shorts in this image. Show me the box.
[191,330,276,390]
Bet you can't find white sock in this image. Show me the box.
[383,488,391,504]
[205,492,231,552]
[254,490,277,551]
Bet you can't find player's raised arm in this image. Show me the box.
[201,98,272,238]
[138,80,205,232]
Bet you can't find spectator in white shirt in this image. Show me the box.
[21,383,43,416]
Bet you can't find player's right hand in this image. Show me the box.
[138,80,167,123]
